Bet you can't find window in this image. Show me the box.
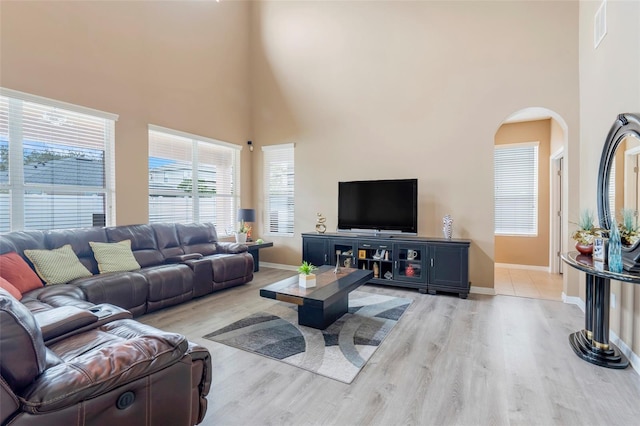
[494,142,539,236]
[0,88,117,232]
[148,125,240,234]
[263,143,294,236]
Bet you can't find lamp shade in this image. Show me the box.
[237,208,256,222]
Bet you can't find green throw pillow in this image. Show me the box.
[89,239,141,274]
[24,244,92,285]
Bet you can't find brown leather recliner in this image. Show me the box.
[0,289,211,425]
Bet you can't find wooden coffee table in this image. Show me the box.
[259,266,373,329]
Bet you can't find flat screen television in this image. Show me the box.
[338,178,418,234]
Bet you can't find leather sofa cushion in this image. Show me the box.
[0,289,47,392]
[72,272,149,314]
[34,306,99,341]
[152,223,185,258]
[106,225,164,267]
[44,227,108,274]
[0,230,45,257]
[177,223,218,256]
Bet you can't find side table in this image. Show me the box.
[561,252,635,369]
[245,241,273,272]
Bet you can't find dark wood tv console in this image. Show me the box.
[302,232,471,298]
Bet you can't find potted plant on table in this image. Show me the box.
[298,261,317,288]
[235,222,251,244]
[571,209,599,255]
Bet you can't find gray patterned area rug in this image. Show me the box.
[204,291,412,384]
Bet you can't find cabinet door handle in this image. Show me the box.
[380,245,387,249]
[431,258,434,267]
[325,254,328,263]
[363,244,371,247]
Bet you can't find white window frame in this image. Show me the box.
[0,87,117,232]
[148,124,241,234]
[494,141,539,237]
[262,143,295,236]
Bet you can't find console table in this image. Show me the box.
[561,252,634,369]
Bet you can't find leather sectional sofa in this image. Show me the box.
[0,222,254,316]
[0,222,255,425]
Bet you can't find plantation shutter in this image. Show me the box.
[263,143,295,236]
[148,125,240,234]
[0,88,116,232]
[494,142,539,236]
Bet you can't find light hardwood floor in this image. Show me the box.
[140,267,640,426]
[494,266,563,301]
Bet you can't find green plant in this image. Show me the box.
[571,209,599,245]
[297,261,317,276]
[238,221,251,234]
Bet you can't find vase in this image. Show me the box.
[235,232,247,244]
[575,242,593,255]
[299,273,316,288]
[443,215,453,240]
[608,221,623,273]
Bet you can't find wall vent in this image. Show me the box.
[594,0,607,49]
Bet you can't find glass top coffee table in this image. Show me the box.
[259,266,374,329]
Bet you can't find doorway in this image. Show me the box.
[494,107,568,301]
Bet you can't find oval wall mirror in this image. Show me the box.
[597,113,640,232]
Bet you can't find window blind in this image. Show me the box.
[148,125,240,234]
[0,88,116,232]
[494,142,539,236]
[262,143,295,236]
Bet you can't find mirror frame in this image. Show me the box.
[597,113,640,231]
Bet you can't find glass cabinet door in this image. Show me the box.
[394,243,427,283]
[331,240,357,268]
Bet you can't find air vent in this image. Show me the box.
[594,0,607,49]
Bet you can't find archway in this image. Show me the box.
[494,107,569,301]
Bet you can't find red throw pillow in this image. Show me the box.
[0,276,22,300]
[0,252,43,294]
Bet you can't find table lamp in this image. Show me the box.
[237,208,256,241]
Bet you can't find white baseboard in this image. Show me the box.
[610,331,640,376]
[259,262,298,271]
[495,263,551,272]
[562,293,586,312]
[471,286,496,295]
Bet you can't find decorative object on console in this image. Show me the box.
[407,249,417,260]
[298,261,317,288]
[405,264,415,277]
[608,220,623,273]
[358,249,366,259]
[372,262,379,278]
[315,212,327,234]
[571,208,599,255]
[443,214,453,239]
[593,236,608,262]
[237,208,255,242]
[344,258,352,268]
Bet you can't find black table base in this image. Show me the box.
[561,252,635,369]
[568,330,628,369]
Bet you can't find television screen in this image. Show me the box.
[338,179,418,234]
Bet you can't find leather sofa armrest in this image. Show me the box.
[165,253,204,263]
[34,306,98,341]
[36,304,134,345]
[22,320,189,414]
[215,242,248,254]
